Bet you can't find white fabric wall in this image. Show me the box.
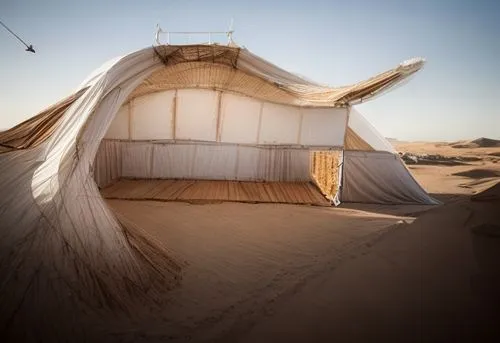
[259,102,301,144]
[301,108,347,146]
[104,104,129,139]
[104,89,348,147]
[131,91,175,139]
[176,89,219,141]
[348,108,395,152]
[340,151,438,204]
[220,93,261,144]
[122,143,153,178]
[95,140,312,187]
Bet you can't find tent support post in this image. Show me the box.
[342,105,351,148]
[333,105,351,206]
[127,101,132,140]
[215,91,223,142]
[297,108,304,145]
[256,102,264,144]
[332,150,344,206]
[172,90,178,140]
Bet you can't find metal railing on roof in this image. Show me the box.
[154,21,234,46]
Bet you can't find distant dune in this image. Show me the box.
[471,180,500,202]
[452,169,500,179]
[393,138,500,168]
[451,137,500,149]
[390,137,500,149]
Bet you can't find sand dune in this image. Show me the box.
[451,137,500,149]
[453,168,500,179]
[395,140,500,200]
[472,181,500,202]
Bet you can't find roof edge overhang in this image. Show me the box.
[126,44,426,108]
[1,44,425,153]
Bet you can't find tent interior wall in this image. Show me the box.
[94,87,347,202]
[11,43,432,207]
[101,88,348,147]
[93,86,436,206]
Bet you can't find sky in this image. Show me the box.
[0,0,499,141]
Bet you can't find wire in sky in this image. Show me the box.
[0,19,35,53]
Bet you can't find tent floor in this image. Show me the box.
[100,179,331,206]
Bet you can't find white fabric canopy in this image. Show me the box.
[347,108,395,153]
[105,89,348,147]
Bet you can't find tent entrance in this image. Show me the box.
[93,139,333,206]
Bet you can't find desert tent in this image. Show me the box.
[87,45,436,205]
[0,43,437,337]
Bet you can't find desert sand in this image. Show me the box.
[102,140,500,342]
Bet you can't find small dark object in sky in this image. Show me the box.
[25,44,35,53]
[0,19,36,53]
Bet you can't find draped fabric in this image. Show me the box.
[344,127,374,152]
[341,151,439,204]
[344,108,395,153]
[130,46,425,107]
[95,140,312,188]
[0,46,182,341]
[0,89,87,153]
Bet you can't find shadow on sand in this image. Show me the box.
[339,192,470,218]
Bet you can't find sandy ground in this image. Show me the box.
[108,201,411,341]
[105,142,500,342]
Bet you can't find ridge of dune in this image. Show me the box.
[471,180,500,202]
[451,137,500,149]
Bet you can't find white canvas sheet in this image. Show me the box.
[121,142,153,178]
[340,151,438,204]
[259,102,301,144]
[104,104,129,139]
[219,93,261,144]
[234,146,261,180]
[348,109,395,152]
[151,144,239,180]
[175,89,219,141]
[151,144,198,179]
[94,140,122,187]
[109,90,347,148]
[94,140,312,186]
[300,108,347,146]
[130,90,175,140]
[190,145,239,179]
